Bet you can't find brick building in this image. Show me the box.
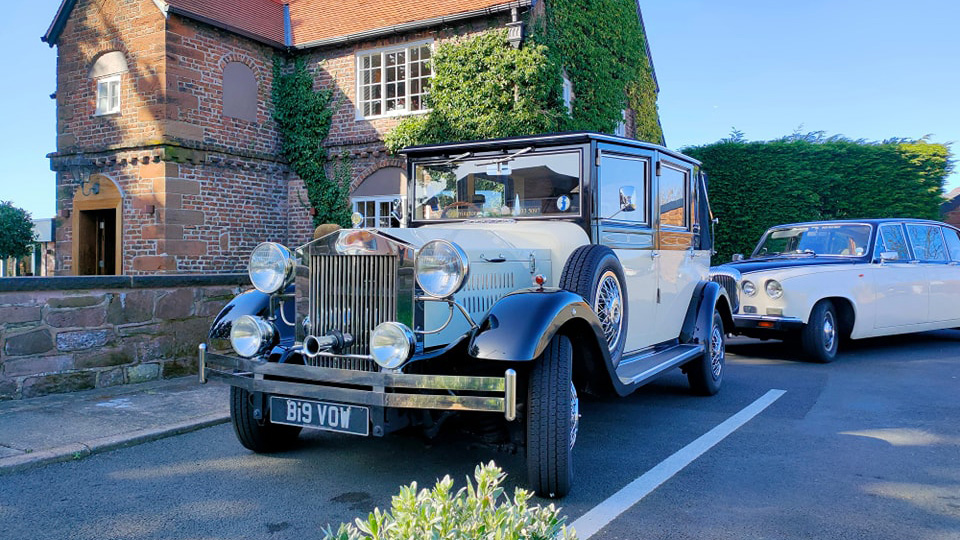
[43,0,658,275]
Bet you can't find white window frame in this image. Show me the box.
[562,72,573,114]
[355,40,433,120]
[95,74,121,116]
[351,196,403,228]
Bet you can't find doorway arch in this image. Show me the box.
[71,173,123,275]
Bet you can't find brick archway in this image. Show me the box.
[351,158,407,193]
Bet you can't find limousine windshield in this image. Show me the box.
[753,224,872,258]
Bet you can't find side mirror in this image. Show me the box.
[731,254,744,261]
[619,186,637,212]
[879,251,899,262]
[390,198,403,226]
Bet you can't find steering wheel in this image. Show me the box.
[441,201,481,218]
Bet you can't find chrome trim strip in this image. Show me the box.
[733,315,803,324]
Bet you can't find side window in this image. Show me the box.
[878,224,910,260]
[906,224,948,261]
[941,227,960,262]
[90,51,128,116]
[599,154,647,224]
[223,62,258,121]
[659,163,688,228]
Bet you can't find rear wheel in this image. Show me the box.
[801,300,839,363]
[526,334,577,499]
[230,387,301,453]
[687,309,725,396]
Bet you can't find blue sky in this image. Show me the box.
[1,0,957,220]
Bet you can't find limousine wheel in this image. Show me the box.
[230,387,301,453]
[560,245,628,365]
[801,300,838,363]
[527,333,576,499]
[688,309,725,396]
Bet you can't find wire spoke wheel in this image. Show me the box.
[594,271,624,353]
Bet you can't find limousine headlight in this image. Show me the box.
[416,240,469,298]
[370,322,415,369]
[249,242,294,294]
[742,280,757,297]
[230,315,276,357]
[765,279,784,299]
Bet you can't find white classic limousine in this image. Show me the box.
[710,219,960,362]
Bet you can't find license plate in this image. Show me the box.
[269,397,370,436]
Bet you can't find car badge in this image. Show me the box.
[350,212,364,228]
[556,195,571,212]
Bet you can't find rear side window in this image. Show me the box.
[906,224,948,261]
[942,227,960,262]
[878,224,910,261]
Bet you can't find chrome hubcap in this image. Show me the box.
[595,271,624,353]
[710,322,724,379]
[823,311,836,351]
[570,382,579,449]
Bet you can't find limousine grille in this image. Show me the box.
[709,266,742,314]
[308,254,398,370]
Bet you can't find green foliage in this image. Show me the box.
[272,58,352,228]
[321,462,576,540]
[535,0,661,142]
[385,30,568,153]
[386,1,662,152]
[0,201,34,260]
[684,135,954,261]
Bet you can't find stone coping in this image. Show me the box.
[0,274,250,292]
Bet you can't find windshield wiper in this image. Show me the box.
[475,146,534,166]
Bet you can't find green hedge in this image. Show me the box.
[683,137,952,262]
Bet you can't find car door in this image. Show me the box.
[936,225,960,324]
[653,157,704,344]
[596,147,657,354]
[872,223,929,329]
[912,224,960,324]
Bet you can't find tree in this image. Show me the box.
[0,201,34,260]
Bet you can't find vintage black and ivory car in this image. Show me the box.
[711,219,960,363]
[200,132,733,498]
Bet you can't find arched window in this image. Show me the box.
[89,51,128,116]
[222,62,258,121]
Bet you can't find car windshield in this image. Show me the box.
[413,150,582,221]
[753,224,872,258]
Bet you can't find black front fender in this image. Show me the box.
[468,288,609,362]
[209,287,295,346]
[680,281,728,345]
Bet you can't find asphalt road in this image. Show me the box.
[1,330,958,539]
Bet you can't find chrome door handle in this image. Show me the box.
[651,251,660,259]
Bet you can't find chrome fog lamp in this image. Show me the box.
[370,322,415,369]
[742,280,757,297]
[765,279,784,299]
[249,242,294,294]
[230,315,276,358]
[415,240,469,298]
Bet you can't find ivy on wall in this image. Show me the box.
[683,134,953,262]
[272,58,351,228]
[386,0,662,153]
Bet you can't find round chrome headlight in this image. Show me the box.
[230,315,275,358]
[742,280,757,297]
[765,279,784,299]
[370,322,415,369]
[249,242,294,294]
[415,240,469,298]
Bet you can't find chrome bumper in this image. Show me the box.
[732,314,804,331]
[198,344,517,421]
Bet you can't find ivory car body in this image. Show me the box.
[201,132,732,498]
[711,219,960,362]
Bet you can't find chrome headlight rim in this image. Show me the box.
[415,239,470,298]
[248,242,295,294]
[370,321,415,370]
[765,279,784,299]
[742,280,757,297]
[230,315,276,358]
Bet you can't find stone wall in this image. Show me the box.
[0,274,248,400]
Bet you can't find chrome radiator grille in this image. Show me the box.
[709,266,741,313]
[309,254,398,370]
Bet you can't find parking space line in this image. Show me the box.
[570,389,787,539]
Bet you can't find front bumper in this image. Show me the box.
[198,344,517,421]
[732,314,805,332]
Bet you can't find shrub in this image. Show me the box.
[321,462,577,540]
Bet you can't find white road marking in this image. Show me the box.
[570,389,787,539]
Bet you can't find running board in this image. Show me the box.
[616,343,705,386]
